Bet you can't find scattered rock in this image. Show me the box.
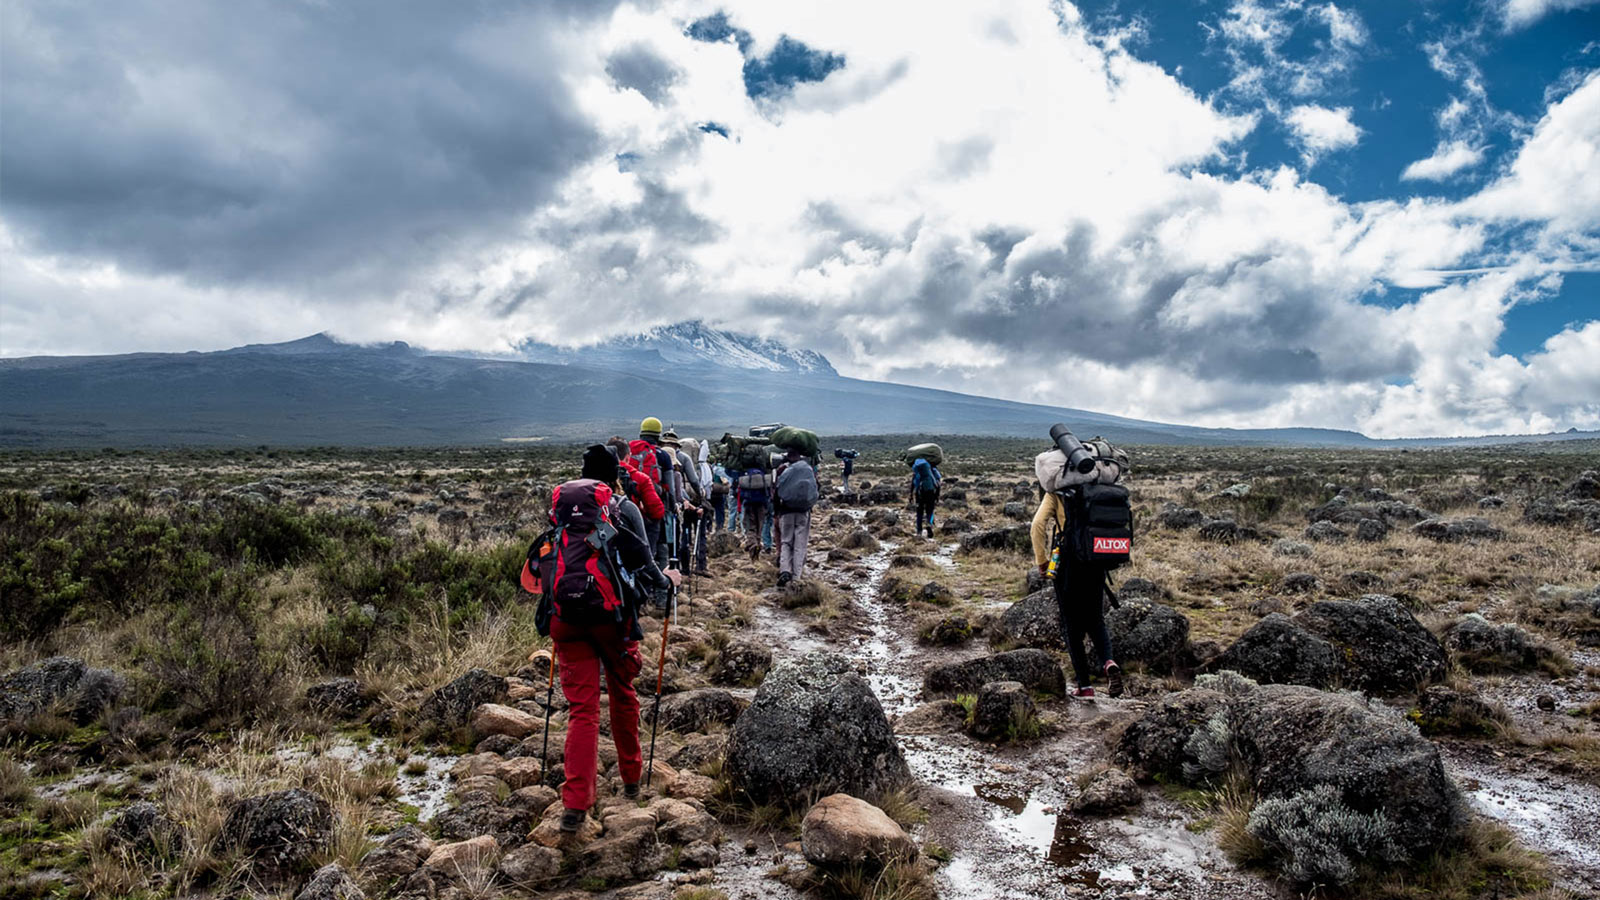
[939,517,973,535]
[1304,521,1347,543]
[894,700,967,735]
[957,526,1030,554]
[1477,496,1505,509]
[358,824,434,882]
[1355,518,1389,542]
[727,652,909,806]
[924,649,1066,697]
[839,529,881,552]
[921,614,972,645]
[864,508,900,526]
[423,834,501,876]
[0,656,126,724]
[1272,539,1313,558]
[305,678,369,718]
[968,681,1036,741]
[107,801,184,857]
[1072,768,1142,815]
[1156,505,1204,529]
[711,639,772,687]
[221,788,334,876]
[471,703,539,739]
[1294,594,1448,693]
[1536,694,1557,712]
[1411,517,1505,542]
[989,589,1060,650]
[498,843,563,886]
[1440,614,1558,672]
[419,669,508,729]
[1002,501,1028,520]
[800,794,917,868]
[650,689,743,733]
[1104,599,1192,674]
[1203,614,1339,688]
[295,864,365,900]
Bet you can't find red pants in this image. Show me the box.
[551,618,644,811]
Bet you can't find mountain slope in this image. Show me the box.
[512,320,836,375]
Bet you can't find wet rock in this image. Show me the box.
[727,652,909,806]
[419,668,508,729]
[471,702,539,739]
[305,678,368,718]
[1157,505,1204,529]
[1294,594,1447,693]
[107,801,183,856]
[800,794,917,868]
[864,508,900,526]
[938,517,973,535]
[1304,521,1347,543]
[1272,539,1313,558]
[894,700,966,735]
[921,614,972,645]
[827,511,855,527]
[422,834,500,876]
[295,863,364,900]
[434,793,529,846]
[1120,681,1465,864]
[968,681,1036,741]
[1413,685,1505,737]
[1072,768,1142,815]
[653,797,721,844]
[1536,694,1557,712]
[1203,614,1339,688]
[1440,614,1554,672]
[650,688,743,733]
[498,843,563,886]
[358,824,433,882]
[711,639,772,687]
[1355,518,1389,542]
[221,788,334,876]
[957,526,1030,554]
[680,839,720,868]
[924,649,1066,697]
[1104,599,1191,674]
[1411,517,1505,542]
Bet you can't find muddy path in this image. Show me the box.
[754,508,1282,900]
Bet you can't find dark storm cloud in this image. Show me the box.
[0,0,619,291]
[606,43,682,105]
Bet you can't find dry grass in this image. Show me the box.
[1368,818,1559,900]
[0,754,30,811]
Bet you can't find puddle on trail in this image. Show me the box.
[839,509,919,714]
[277,736,456,823]
[1443,747,1600,893]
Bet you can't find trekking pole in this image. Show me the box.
[538,648,556,785]
[645,580,676,788]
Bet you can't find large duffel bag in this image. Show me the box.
[901,443,944,467]
[769,426,819,458]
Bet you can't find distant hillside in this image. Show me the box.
[2,330,1595,449]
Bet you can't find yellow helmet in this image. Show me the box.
[639,416,663,437]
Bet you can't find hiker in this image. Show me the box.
[606,436,666,525]
[627,418,677,567]
[842,451,855,491]
[709,464,730,532]
[661,430,705,572]
[738,466,774,560]
[910,456,942,538]
[551,445,681,832]
[1029,428,1130,699]
[773,449,819,587]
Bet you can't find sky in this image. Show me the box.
[1,0,1597,438]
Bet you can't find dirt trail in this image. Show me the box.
[767,508,1279,900]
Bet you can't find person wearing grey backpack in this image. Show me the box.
[773,449,819,587]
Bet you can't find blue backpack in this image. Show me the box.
[912,459,941,493]
[738,469,771,506]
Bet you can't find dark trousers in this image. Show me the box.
[711,495,726,531]
[1055,560,1113,688]
[915,489,939,535]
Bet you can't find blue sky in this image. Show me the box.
[2,0,1597,437]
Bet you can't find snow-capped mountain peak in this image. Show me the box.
[515,320,836,375]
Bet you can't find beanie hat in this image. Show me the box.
[581,444,619,484]
[640,416,663,438]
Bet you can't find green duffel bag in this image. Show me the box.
[769,426,820,458]
[901,442,944,467]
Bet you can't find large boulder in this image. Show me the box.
[418,669,508,729]
[221,789,334,876]
[726,653,909,806]
[1439,614,1554,672]
[800,794,917,868]
[1203,614,1339,688]
[924,649,1066,697]
[1103,599,1191,674]
[1293,595,1447,693]
[1118,679,1465,880]
[295,864,365,900]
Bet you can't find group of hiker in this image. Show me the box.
[523,420,1133,833]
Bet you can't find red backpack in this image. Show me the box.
[627,439,664,487]
[520,479,627,632]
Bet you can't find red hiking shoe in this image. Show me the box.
[1073,686,1096,699]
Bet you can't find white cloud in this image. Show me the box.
[1466,70,1600,230]
[1502,0,1600,31]
[1402,140,1485,181]
[1284,104,1362,161]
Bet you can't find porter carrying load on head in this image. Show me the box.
[1030,424,1132,698]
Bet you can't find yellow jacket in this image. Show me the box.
[1030,493,1065,568]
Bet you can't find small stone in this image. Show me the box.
[498,843,562,886]
[471,703,539,739]
[294,863,365,900]
[423,835,500,876]
[800,794,917,867]
[1071,768,1142,814]
[1537,694,1557,712]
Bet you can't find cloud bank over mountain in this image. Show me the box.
[1,0,1596,438]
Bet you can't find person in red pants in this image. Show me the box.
[552,445,679,833]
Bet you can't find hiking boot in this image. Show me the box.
[776,571,793,588]
[694,568,711,578]
[1073,686,1096,699]
[1104,660,1124,698]
[559,808,586,833]
[622,782,640,800]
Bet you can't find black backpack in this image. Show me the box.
[1057,483,1133,569]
